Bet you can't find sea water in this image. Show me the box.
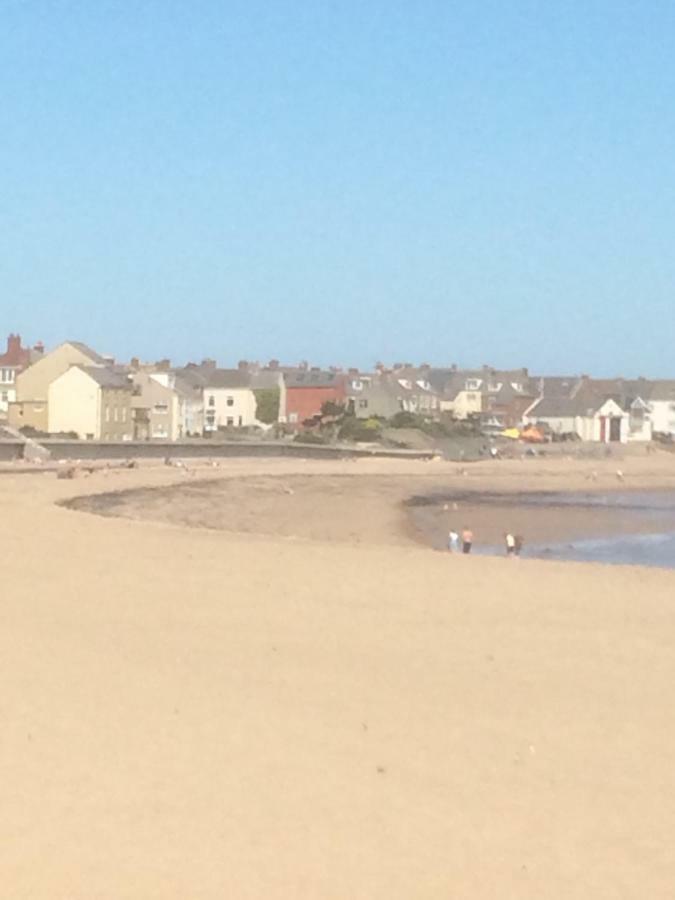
[474,491,675,570]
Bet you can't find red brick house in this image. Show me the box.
[283,370,347,427]
[0,334,42,419]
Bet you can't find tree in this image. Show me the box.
[254,389,280,425]
[320,400,346,418]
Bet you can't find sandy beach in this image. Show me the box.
[3,453,675,897]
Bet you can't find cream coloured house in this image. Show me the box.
[203,370,257,432]
[48,366,133,440]
[10,341,106,432]
[202,369,284,432]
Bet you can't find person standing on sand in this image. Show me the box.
[505,532,516,557]
[461,527,473,554]
[514,534,524,557]
[448,529,460,553]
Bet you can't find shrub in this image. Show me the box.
[338,416,383,442]
[254,388,280,425]
[293,432,327,444]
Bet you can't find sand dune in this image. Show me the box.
[2,455,675,898]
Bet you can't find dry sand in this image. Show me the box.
[3,454,675,898]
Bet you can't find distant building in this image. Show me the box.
[284,370,346,427]
[0,334,42,419]
[344,373,403,419]
[151,369,206,437]
[524,377,652,443]
[130,371,184,441]
[48,365,133,440]
[428,367,533,425]
[10,341,105,433]
[200,368,285,433]
[642,381,675,438]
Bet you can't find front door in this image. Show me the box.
[609,417,622,442]
[599,416,607,442]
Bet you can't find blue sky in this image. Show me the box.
[2,1,674,374]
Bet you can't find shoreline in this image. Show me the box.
[53,464,675,567]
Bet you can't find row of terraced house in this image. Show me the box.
[2,333,675,443]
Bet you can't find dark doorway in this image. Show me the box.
[609,417,622,442]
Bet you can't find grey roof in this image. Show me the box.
[200,369,251,389]
[528,396,583,418]
[284,370,341,388]
[643,380,675,401]
[532,376,580,399]
[66,341,107,365]
[79,366,133,390]
[250,371,282,390]
[172,372,205,398]
[174,367,209,389]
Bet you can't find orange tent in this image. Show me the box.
[520,425,547,444]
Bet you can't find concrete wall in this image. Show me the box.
[38,440,436,462]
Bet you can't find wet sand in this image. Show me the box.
[63,457,675,553]
[3,454,675,898]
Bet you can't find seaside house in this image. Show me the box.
[130,371,185,441]
[48,365,133,440]
[199,368,284,433]
[426,366,534,428]
[524,378,651,443]
[345,372,403,419]
[284,369,346,427]
[641,381,675,438]
[389,367,440,416]
[10,341,106,433]
[157,367,207,436]
[0,334,43,420]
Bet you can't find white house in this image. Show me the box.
[200,369,285,433]
[525,395,632,443]
[643,382,675,437]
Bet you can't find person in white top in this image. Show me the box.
[505,532,516,556]
[448,530,460,553]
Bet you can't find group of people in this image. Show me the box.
[447,528,524,557]
[447,528,474,554]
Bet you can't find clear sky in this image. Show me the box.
[2,1,674,374]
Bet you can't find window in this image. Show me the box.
[466,379,480,391]
[226,417,234,426]
[0,369,15,384]
[238,416,243,426]
[359,399,368,409]
[153,403,169,414]
[105,407,111,423]
[351,380,363,391]
[1,391,8,403]
[208,396,215,407]
[226,396,234,406]
[288,412,298,423]
[122,407,127,422]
